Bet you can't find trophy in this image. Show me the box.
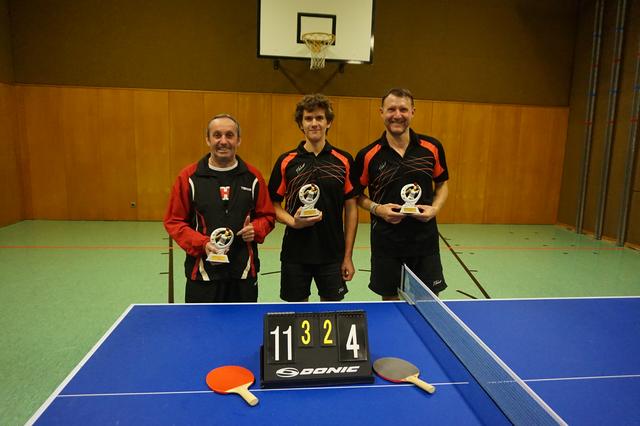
[400,183,421,214]
[207,227,234,263]
[298,183,320,217]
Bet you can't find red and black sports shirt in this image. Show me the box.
[352,129,449,257]
[269,141,356,264]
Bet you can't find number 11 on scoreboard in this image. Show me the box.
[269,325,292,362]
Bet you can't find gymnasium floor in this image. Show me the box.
[0,220,638,425]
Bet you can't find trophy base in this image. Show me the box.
[300,208,320,218]
[206,253,229,263]
[400,205,419,214]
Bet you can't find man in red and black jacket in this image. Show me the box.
[164,114,275,302]
[353,88,449,299]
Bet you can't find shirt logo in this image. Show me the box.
[378,161,387,171]
[241,186,252,192]
[219,186,231,200]
[296,163,306,174]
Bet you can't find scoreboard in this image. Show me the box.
[261,310,373,387]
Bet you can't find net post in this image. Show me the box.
[399,264,413,304]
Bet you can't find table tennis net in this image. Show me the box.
[400,265,566,426]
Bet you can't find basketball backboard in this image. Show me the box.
[258,0,375,64]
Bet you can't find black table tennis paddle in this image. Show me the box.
[373,357,436,394]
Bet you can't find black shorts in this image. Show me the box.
[280,262,348,302]
[369,254,446,297]
[185,277,258,303]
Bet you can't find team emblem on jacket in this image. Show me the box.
[219,186,231,201]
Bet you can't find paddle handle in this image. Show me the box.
[233,385,259,406]
[405,374,436,394]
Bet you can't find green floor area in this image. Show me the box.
[439,224,639,298]
[1,220,638,425]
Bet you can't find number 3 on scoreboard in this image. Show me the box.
[300,319,312,345]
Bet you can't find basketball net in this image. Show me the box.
[301,32,335,70]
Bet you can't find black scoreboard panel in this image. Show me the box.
[261,310,374,388]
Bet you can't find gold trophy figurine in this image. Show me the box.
[298,183,321,217]
[400,183,421,214]
[206,227,234,263]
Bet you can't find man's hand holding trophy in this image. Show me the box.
[399,183,421,214]
[298,183,321,217]
[206,227,234,263]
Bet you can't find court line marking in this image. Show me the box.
[0,245,168,250]
[525,374,640,382]
[440,233,490,299]
[57,382,470,398]
[450,246,625,251]
[2,244,625,251]
[449,295,640,302]
[25,305,137,426]
[54,373,640,399]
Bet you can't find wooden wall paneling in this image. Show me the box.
[203,92,238,127]
[483,105,522,223]
[236,93,272,179]
[627,192,640,244]
[367,98,385,143]
[635,144,640,191]
[134,90,171,220]
[632,145,640,243]
[14,87,31,218]
[168,91,205,179]
[513,107,563,224]
[97,89,137,220]
[333,97,370,158]
[9,85,572,226]
[327,95,341,144]
[335,97,371,224]
[59,87,103,220]
[0,83,22,226]
[20,86,68,219]
[270,94,302,173]
[357,100,385,223]
[545,108,569,223]
[412,100,434,135]
[430,102,464,223]
[454,104,493,223]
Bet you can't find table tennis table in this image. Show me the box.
[28,296,640,425]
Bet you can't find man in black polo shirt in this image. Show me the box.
[269,94,358,302]
[353,88,449,299]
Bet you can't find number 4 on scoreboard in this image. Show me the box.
[337,315,368,362]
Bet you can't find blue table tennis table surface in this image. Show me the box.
[29,297,640,425]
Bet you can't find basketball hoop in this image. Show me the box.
[301,32,335,70]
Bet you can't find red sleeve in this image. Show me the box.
[163,164,210,257]
[247,165,276,244]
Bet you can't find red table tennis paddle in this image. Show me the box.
[373,357,436,394]
[205,365,259,406]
